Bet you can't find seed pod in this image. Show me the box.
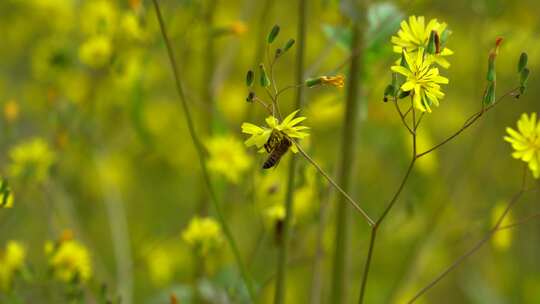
[259,64,270,87]
[305,77,323,88]
[483,81,496,106]
[518,52,528,73]
[519,68,529,95]
[268,25,280,44]
[283,39,295,52]
[246,70,254,87]
[487,54,496,82]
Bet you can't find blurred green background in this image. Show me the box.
[0,0,538,303]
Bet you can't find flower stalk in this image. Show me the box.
[274,1,307,303]
[151,1,255,301]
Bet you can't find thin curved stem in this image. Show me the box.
[407,166,529,303]
[417,87,519,158]
[294,142,375,226]
[151,1,255,301]
[274,1,307,303]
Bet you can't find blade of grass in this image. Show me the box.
[151,1,255,301]
[274,1,307,303]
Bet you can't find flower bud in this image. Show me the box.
[268,25,280,44]
[246,70,254,87]
[518,52,528,73]
[259,64,270,87]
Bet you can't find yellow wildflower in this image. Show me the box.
[47,238,92,283]
[391,15,453,68]
[121,12,146,41]
[81,0,117,36]
[504,113,540,178]
[205,135,252,183]
[230,21,248,36]
[320,75,345,88]
[8,137,56,182]
[182,217,224,255]
[0,241,26,291]
[145,244,179,286]
[391,48,449,113]
[306,75,345,88]
[265,204,285,223]
[79,35,113,68]
[241,110,309,153]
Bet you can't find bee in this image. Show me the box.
[0,179,13,208]
[262,131,291,169]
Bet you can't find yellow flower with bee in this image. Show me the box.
[242,110,309,169]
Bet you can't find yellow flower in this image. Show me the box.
[182,217,224,255]
[264,204,285,223]
[47,239,92,283]
[391,15,453,68]
[230,21,248,36]
[81,0,117,36]
[0,179,14,208]
[241,110,309,153]
[121,13,146,41]
[8,137,56,182]
[504,113,540,179]
[391,48,449,113]
[79,35,113,68]
[145,244,178,286]
[0,241,26,291]
[205,135,251,183]
[320,75,345,88]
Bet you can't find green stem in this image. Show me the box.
[274,1,307,303]
[330,20,364,304]
[151,1,256,301]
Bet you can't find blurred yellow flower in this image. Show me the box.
[230,20,248,36]
[79,35,113,68]
[81,0,117,36]
[0,179,14,208]
[3,100,19,123]
[47,238,92,283]
[392,16,453,68]
[241,110,309,153]
[205,135,251,183]
[320,75,345,88]
[182,217,224,255]
[391,48,448,113]
[0,241,26,291]
[265,204,285,223]
[9,137,56,182]
[491,202,513,250]
[121,13,146,41]
[504,113,540,179]
[146,245,177,286]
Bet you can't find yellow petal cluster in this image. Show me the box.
[205,135,252,183]
[391,15,453,68]
[182,217,224,255]
[47,238,93,283]
[391,48,449,112]
[504,113,540,178]
[8,137,56,182]
[241,110,309,153]
[0,241,26,291]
